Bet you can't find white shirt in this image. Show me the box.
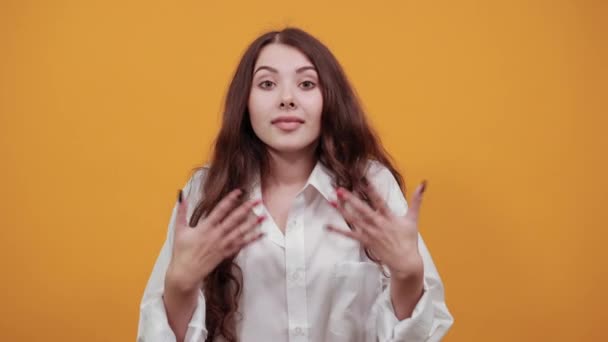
[137,161,453,342]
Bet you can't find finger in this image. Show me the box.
[204,189,243,226]
[175,189,188,229]
[408,180,427,221]
[362,180,391,217]
[336,188,380,228]
[222,212,266,248]
[330,199,376,237]
[325,224,369,245]
[219,198,263,233]
[224,231,266,257]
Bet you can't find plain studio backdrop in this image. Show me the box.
[0,0,606,341]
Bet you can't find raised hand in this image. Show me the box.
[326,181,427,280]
[165,189,266,293]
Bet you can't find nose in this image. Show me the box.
[279,88,297,110]
[279,101,297,110]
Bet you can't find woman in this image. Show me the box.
[137,27,453,342]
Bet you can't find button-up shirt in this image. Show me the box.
[137,160,454,341]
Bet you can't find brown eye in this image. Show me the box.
[259,80,275,89]
[300,81,316,89]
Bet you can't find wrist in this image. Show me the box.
[389,264,424,320]
[165,263,202,296]
[389,252,424,282]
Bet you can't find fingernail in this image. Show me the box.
[336,188,346,199]
[329,200,339,208]
[177,189,183,203]
[256,215,266,223]
[421,180,428,193]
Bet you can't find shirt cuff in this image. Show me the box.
[138,290,207,342]
[375,282,435,341]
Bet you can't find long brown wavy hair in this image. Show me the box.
[188,27,405,342]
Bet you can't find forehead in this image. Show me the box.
[254,43,314,70]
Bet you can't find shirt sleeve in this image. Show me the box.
[367,163,454,341]
[137,170,209,342]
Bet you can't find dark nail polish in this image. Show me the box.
[177,189,183,203]
[421,180,428,193]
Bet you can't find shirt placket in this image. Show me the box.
[285,193,309,342]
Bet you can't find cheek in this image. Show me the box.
[248,92,272,126]
[249,88,277,108]
[303,91,323,124]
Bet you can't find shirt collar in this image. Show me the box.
[248,160,336,203]
[306,160,336,202]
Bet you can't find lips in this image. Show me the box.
[271,116,305,124]
[272,116,304,132]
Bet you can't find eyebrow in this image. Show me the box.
[253,65,317,75]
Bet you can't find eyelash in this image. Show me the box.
[258,80,317,90]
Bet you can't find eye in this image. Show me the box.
[300,80,316,90]
[258,80,275,89]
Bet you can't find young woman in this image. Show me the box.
[137,27,453,342]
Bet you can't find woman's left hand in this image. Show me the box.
[326,181,427,280]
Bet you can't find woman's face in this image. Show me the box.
[248,43,323,155]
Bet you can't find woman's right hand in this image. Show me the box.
[165,188,266,294]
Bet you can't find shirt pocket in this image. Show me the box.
[327,261,383,342]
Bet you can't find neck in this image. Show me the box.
[263,147,317,190]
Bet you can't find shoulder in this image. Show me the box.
[365,159,400,193]
[364,159,408,215]
[365,159,395,181]
[183,163,211,201]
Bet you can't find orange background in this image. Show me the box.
[1,0,606,341]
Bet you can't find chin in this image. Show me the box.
[267,140,317,154]
[269,144,308,153]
